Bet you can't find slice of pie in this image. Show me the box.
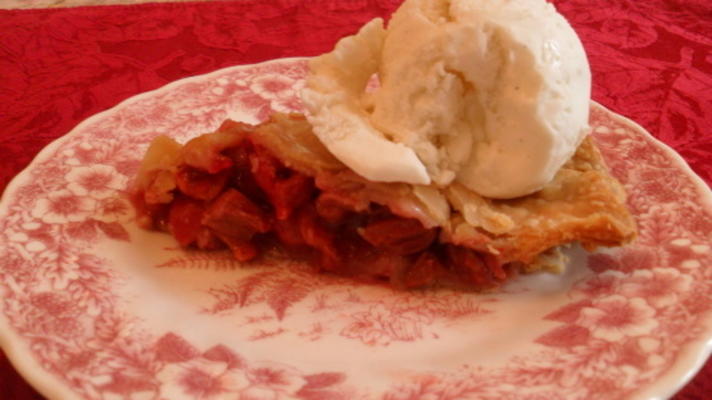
[131,113,636,290]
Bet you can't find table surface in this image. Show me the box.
[0,1,710,399]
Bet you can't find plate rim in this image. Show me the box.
[0,57,710,400]
[588,102,712,400]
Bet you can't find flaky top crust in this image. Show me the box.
[253,113,637,267]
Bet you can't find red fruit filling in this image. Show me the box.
[133,123,511,290]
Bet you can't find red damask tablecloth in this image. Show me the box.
[0,0,710,399]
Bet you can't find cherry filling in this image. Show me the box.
[133,123,510,290]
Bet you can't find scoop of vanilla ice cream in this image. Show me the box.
[302,0,591,199]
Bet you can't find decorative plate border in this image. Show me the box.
[0,58,710,400]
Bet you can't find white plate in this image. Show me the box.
[1,58,711,400]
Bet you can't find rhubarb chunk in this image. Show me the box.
[202,189,271,240]
[444,245,493,288]
[176,165,230,201]
[402,251,442,289]
[359,217,437,255]
[249,143,315,220]
[168,196,205,247]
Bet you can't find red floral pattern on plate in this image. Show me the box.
[0,59,710,400]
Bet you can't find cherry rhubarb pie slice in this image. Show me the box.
[132,113,636,290]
